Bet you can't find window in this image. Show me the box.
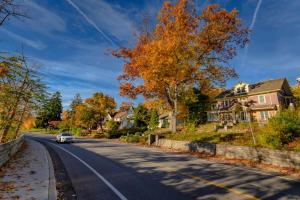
[260,111,269,120]
[224,100,230,107]
[258,95,266,104]
[240,112,247,121]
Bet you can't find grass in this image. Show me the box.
[164,122,263,147]
[22,128,59,135]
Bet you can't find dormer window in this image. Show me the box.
[234,82,249,95]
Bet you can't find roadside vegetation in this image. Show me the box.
[12,0,299,154]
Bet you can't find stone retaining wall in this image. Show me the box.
[154,138,300,169]
[0,135,24,168]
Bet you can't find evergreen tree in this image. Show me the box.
[133,104,149,128]
[70,93,82,114]
[148,109,159,130]
[35,91,63,128]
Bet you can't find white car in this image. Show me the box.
[56,133,74,143]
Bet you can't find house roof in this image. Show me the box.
[215,78,289,99]
[114,111,128,119]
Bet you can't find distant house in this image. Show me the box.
[207,78,295,123]
[113,106,134,129]
[158,112,171,128]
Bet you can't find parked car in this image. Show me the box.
[56,133,74,143]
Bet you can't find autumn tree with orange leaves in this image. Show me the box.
[74,92,116,132]
[113,0,249,132]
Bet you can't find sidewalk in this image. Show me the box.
[0,139,56,200]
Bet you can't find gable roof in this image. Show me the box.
[216,78,291,99]
[248,78,285,94]
[114,111,128,119]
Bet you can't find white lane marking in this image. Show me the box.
[49,142,128,200]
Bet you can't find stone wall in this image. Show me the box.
[154,138,300,169]
[0,135,24,168]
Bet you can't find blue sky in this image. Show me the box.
[0,0,299,108]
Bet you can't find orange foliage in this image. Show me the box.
[113,0,249,131]
[22,117,35,130]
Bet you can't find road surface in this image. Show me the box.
[29,134,300,200]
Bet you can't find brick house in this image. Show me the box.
[207,78,294,123]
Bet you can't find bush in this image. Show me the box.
[104,127,147,139]
[119,134,147,144]
[70,128,82,136]
[127,135,140,143]
[257,128,283,149]
[105,120,119,131]
[268,110,300,144]
[186,122,196,134]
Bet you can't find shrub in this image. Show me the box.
[104,127,147,139]
[119,134,147,144]
[268,110,300,144]
[70,128,82,136]
[257,128,283,149]
[126,135,140,143]
[105,120,119,131]
[186,122,196,134]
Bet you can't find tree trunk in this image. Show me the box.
[170,98,178,133]
[0,108,18,142]
[13,103,28,139]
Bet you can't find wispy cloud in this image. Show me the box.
[72,0,135,43]
[241,0,263,67]
[20,0,66,35]
[249,0,262,30]
[65,0,117,46]
[0,29,46,50]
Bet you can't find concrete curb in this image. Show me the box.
[45,144,57,200]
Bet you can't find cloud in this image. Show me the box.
[65,0,117,47]
[72,0,135,42]
[12,0,66,36]
[241,0,263,67]
[0,29,46,50]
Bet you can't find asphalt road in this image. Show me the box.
[28,134,300,200]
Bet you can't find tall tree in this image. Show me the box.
[70,93,82,114]
[293,85,300,107]
[113,0,249,132]
[84,92,116,132]
[148,109,159,130]
[133,104,149,128]
[0,55,46,142]
[0,0,26,26]
[69,93,82,127]
[48,91,63,121]
[35,91,63,128]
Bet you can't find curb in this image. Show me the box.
[44,141,57,200]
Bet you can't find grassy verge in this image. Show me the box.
[22,128,59,135]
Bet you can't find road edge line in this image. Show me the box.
[49,142,128,200]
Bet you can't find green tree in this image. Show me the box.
[133,104,149,128]
[35,91,63,128]
[184,88,209,125]
[293,85,300,107]
[70,93,82,114]
[148,109,159,130]
[0,55,46,142]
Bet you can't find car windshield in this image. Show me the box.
[61,133,71,136]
